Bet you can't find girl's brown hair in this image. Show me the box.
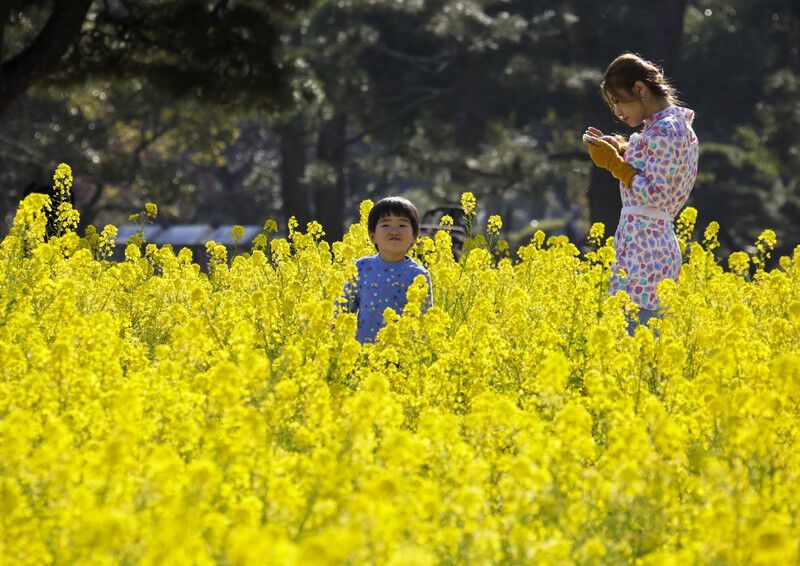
[600,53,680,109]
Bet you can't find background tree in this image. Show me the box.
[1,0,318,115]
[2,0,799,257]
[1,0,318,223]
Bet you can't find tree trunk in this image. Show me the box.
[451,49,487,188]
[647,0,689,75]
[312,112,347,242]
[279,116,311,228]
[78,183,105,230]
[0,0,93,118]
[563,0,622,236]
[586,159,623,238]
[0,1,13,60]
[454,49,487,154]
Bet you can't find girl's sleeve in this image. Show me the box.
[627,129,686,209]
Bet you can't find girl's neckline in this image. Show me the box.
[644,105,678,129]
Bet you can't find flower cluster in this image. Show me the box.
[1,172,799,564]
[460,191,476,216]
[753,229,778,270]
[52,163,73,198]
[676,206,697,255]
[231,225,246,243]
[487,215,502,234]
[702,220,720,251]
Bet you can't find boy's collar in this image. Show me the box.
[376,253,411,264]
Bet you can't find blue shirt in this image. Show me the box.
[338,254,433,343]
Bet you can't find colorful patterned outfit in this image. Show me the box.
[611,105,699,310]
[338,254,433,343]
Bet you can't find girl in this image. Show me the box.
[583,53,699,329]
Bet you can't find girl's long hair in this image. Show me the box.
[600,53,681,110]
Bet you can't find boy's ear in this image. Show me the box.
[369,231,377,245]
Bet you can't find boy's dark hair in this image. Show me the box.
[600,53,680,110]
[368,196,420,236]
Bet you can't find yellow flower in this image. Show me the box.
[205,240,228,268]
[487,215,502,234]
[676,206,698,247]
[596,244,616,267]
[52,162,73,198]
[252,233,268,250]
[231,225,246,243]
[460,192,476,216]
[306,221,325,241]
[125,243,141,262]
[589,222,605,243]
[703,221,720,251]
[287,216,299,237]
[678,206,697,227]
[270,238,291,261]
[439,214,454,227]
[4,168,800,564]
[757,229,777,250]
[98,224,117,259]
[728,251,750,275]
[754,229,778,270]
[359,200,374,225]
[145,203,158,218]
[263,219,278,234]
[56,202,80,232]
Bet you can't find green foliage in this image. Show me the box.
[1,0,799,253]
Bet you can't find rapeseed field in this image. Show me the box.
[1,165,798,564]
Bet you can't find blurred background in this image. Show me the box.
[1,0,798,257]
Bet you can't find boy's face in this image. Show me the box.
[369,213,416,262]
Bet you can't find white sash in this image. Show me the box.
[620,205,673,222]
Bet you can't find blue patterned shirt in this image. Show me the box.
[338,254,433,343]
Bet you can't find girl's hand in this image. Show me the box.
[601,135,621,152]
[585,127,624,153]
[583,127,603,142]
[586,127,604,139]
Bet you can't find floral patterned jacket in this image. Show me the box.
[611,105,699,311]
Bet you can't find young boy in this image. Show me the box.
[337,196,433,343]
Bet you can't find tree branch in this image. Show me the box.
[0,0,14,61]
[368,44,452,73]
[0,0,93,117]
[342,89,449,146]
[0,131,47,162]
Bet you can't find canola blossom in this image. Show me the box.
[1,175,800,564]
